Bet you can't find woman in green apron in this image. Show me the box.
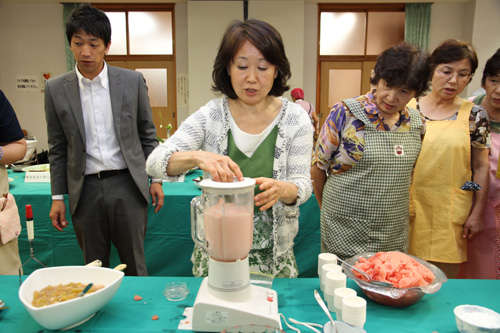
[146,20,313,278]
[0,89,27,275]
[311,43,432,260]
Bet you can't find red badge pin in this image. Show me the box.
[394,145,405,156]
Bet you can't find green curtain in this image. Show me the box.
[63,3,82,72]
[404,3,431,51]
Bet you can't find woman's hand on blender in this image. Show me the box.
[197,152,243,182]
[254,178,297,211]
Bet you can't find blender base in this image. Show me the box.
[191,277,279,332]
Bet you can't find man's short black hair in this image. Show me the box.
[66,4,111,46]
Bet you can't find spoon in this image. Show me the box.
[113,264,127,271]
[77,283,93,297]
[337,257,393,288]
[314,290,338,333]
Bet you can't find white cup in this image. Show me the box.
[320,263,342,292]
[318,253,337,288]
[325,292,335,311]
[325,271,346,293]
[342,296,367,328]
[333,287,357,320]
[324,271,346,311]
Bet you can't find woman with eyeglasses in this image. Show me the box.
[459,48,500,279]
[408,39,491,278]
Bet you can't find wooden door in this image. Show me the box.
[107,60,177,140]
[318,61,376,131]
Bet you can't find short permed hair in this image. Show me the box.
[212,19,291,99]
[481,48,500,87]
[66,4,111,46]
[370,42,432,97]
[430,39,478,84]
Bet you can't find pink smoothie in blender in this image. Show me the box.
[203,199,253,262]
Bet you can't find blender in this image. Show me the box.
[188,177,279,332]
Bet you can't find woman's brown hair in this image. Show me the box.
[212,19,291,99]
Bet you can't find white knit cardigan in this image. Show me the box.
[146,96,314,259]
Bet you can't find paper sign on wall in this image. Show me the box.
[177,74,189,107]
[16,75,39,91]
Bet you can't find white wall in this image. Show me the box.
[249,1,305,101]
[429,3,468,50]
[0,3,66,152]
[187,1,243,113]
[468,0,500,95]
[1,1,497,152]
[303,4,319,105]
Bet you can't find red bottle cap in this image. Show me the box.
[26,204,33,220]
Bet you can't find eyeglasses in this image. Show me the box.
[436,67,473,82]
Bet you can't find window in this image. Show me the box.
[93,3,177,138]
[93,3,175,60]
[319,4,405,57]
[317,4,405,130]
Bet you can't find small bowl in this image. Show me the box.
[19,266,123,330]
[342,252,447,307]
[454,305,500,332]
[163,281,190,301]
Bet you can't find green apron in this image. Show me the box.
[320,98,422,260]
[227,128,276,213]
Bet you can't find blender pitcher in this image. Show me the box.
[191,178,256,262]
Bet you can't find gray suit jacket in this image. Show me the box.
[44,65,158,215]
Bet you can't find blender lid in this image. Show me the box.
[199,177,256,190]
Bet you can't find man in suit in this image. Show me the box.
[44,4,164,276]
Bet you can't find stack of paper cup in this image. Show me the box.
[320,263,342,292]
[342,296,367,328]
[333,287,357,320]
[318,253,337,289]
[324,271,346,311]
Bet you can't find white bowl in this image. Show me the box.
[19,266,124,330]
[454,305,500,333]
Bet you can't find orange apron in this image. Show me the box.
[409,99,473,263]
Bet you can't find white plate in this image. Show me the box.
[22,164,50,172]
[8,177,14,183]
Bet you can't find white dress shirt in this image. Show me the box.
[76,63,127,175]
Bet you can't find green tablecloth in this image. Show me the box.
[1,275,499,332]
[7,169,320,277]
